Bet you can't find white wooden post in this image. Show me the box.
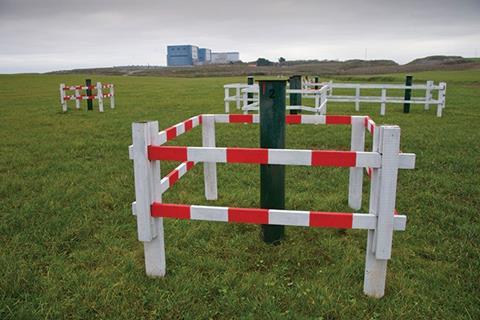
[202,115,218,200]
[348,116,365,210]
[60,83,67,112]
[328,80,333,96]
[321,90,327,115]
[97,82,104,112]
[242,89,248,114]
[437,82,446,117]
[110,85,115,109]
[224,87,230,113]
[424,80,433,110]
[75,88,81,109]
[363,125,400,298]
[355,86,360,111]
[380,88,387,116]
[132,121,166,277]
[236,86,241,109]
[314,92,320,114]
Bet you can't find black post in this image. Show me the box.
[289,75,302,115]
[247,75,254,103]
[259,80,286,244]
[403,75,412,113]
[86,79,93,111]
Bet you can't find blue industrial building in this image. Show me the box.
[167,45,214,66]
[167,45,199,66]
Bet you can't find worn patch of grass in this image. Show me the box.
[0,70,479,319]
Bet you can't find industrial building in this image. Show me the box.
[167,45,239,66]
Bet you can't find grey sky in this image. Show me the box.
[1,0,479,73]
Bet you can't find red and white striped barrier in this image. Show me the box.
[129,114,416,298]
[59,82,115,112]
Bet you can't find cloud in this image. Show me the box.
[0,0,479,72]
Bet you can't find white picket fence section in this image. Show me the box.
[225,80,447,117]
[128,113,416,298]
[304,80,447,117]
[59,82,115,112]
[224,83,329,115]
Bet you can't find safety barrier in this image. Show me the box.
[303,80,447,117]
[224,83,328,114]
[129,113,415,298]
[59,82,115,112]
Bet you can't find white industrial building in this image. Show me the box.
[211,52,240,64]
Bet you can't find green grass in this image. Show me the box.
[0,70,479,319]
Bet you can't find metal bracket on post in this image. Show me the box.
[202,114,218,200]
[348,116,366,210]
[363,125,400,298]
[259,80,286,244]
[132,121,166,277]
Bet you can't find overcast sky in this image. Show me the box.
[0,0,479,73]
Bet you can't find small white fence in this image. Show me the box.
[224,83,329,115]
[59,82,115,112]
[128,113,416,298]
[225,80,447,117]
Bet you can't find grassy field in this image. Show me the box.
[0,70,479,319]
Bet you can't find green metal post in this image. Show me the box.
[247,76,254,103]
[86,79,93,111]
[259,80,286,244]
[403,75,412,113]
[289,75,302,115]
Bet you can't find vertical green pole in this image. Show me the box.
[86,79,93,111]
[259,80,286,244]
[289,75,302,115]
[403,75,412,113]
[315,76,319,90]
[247,75,254,103]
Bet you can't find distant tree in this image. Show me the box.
[256,58,274,66]
[278,57,286,64]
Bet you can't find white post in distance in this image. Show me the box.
[224,87,230,113]
[75,88,81,109]
[97,82,104,112]
[348,116,366,210]
[363,125,400,298]
[380,88,387,116]
[437,82,446,117]
[202,115,218,200]
[132,121,166,277]
[60,83,67,112]
[424,80,433,110]
[236,86,241,110]
[355,86,360,111]
[110,84,115,109]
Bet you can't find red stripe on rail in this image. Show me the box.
[286,115,301,124]
[165,126,176,141]
[229,114,253,123]
[311,150,356,167]
[151,203,191,219]
[326,115,351,125]
[184,119,193,131]
[226,148,268,164]
[309,211,353,228]
[148,146,188,161]
[167,170,179,186]
[228,207,269,224]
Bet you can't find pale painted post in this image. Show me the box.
[314,91,320,114]
[242,89,248,113]
[59,83,67,112]
[321,89,327,115]
[202,115,218,200]
[437,82,446,117]
[328,80,333,96]
[424,80,433,110]
[355,86,360,111]
[97,82,104,112]
[236,86,241,109]
[363,125,400,298]
[380,88,387,116]
[132,121,166,277]
[224,87,230,113]
[75,88,81,109]
[348,116,365,210]
[110,85,115,109]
